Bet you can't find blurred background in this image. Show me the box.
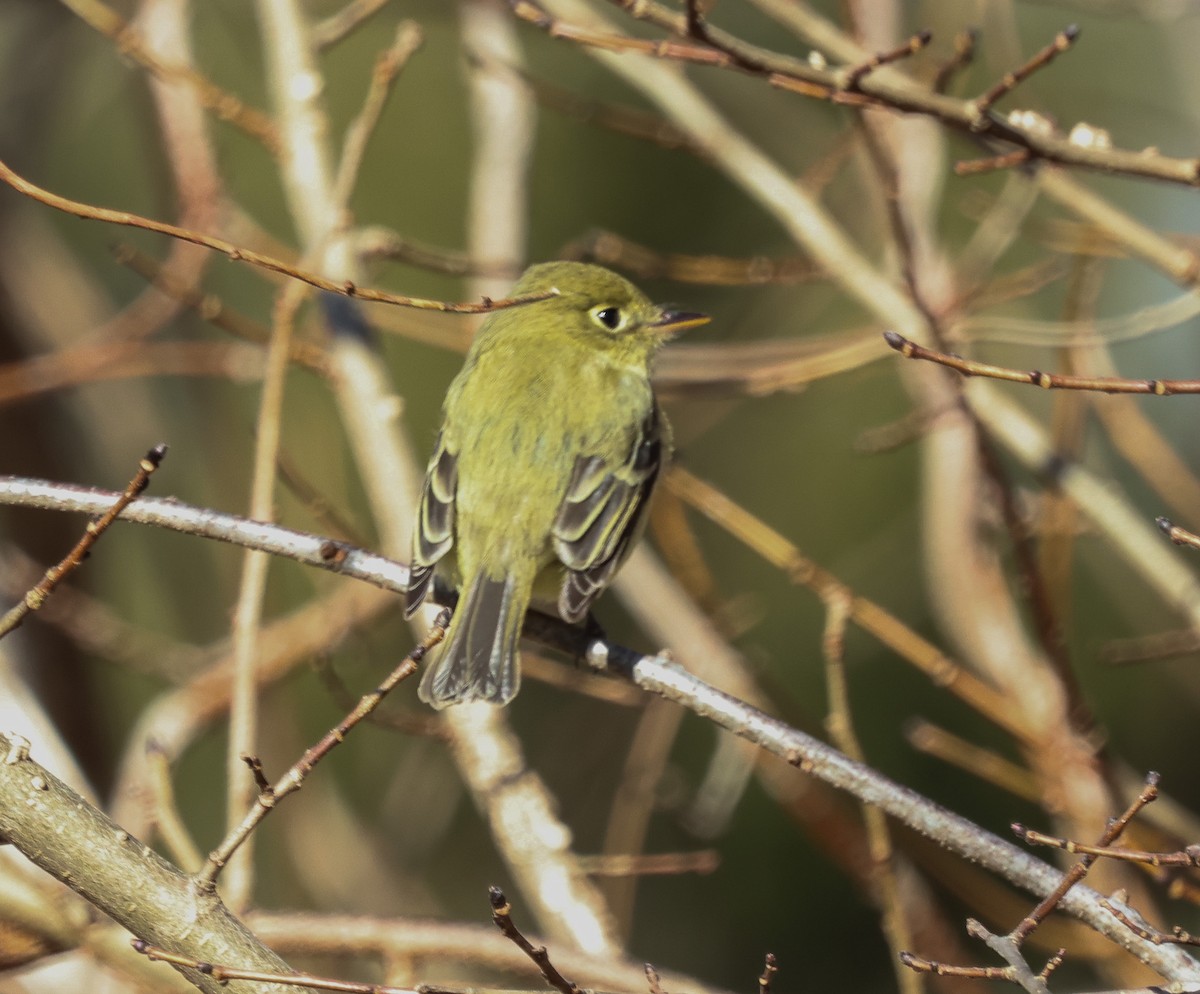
[4,1,1200,992]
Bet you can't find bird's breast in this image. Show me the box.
[444,339,654,571]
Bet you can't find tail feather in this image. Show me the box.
[418,574,524,708]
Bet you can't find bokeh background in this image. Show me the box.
[4,1,1200,992]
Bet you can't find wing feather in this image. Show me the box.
[552,404,665,622]
[405,434,457,616]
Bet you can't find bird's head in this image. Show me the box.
[504,262,709,363]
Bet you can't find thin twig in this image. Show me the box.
[884,330,1200,395]
[528,1,1200,186]
[757,953,777,994]
[198,610,450,890]
[841,30,932,90]
[932,28,977,93]
[133,938,421,993]
[0,159,555,314]
[955,148,1032,177]
[1018,827,1200,869]
[0,446,166,638]
[331,22,425,210]
[1158,517,1200,551]
[967,920,1050,994]
[900,950,1012,981]
[905,720,1037,802]
[561,229,821,285]
[489,888,583,994]
[664,466,1028,739]
[312,0,391,50]
[61,0,280,152]
[112,244,331,374]
[145,743,204,874]
[1010,772,1161,942]
[576,850,719,877]
[970,25,1079,117]
[353,225,517,278]
[221,273,308,909]
[820,583,916,994]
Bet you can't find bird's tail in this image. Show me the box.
[418,573,525,709]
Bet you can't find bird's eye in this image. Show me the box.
[594,306,622,330]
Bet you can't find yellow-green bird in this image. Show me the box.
[405,261,709,708]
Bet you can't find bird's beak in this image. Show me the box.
[649,309,710,336]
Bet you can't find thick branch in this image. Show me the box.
[0,734,299,994]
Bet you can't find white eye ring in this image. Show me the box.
[592,306,623,331]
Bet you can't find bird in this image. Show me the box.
[404,261,709,708]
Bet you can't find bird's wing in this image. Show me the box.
[405,432,457,616]
[551,404,664,623]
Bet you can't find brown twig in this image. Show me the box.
[113,244,330,375]
[132,938,420,993]
[0,542,205,681]
[1010,772,1161,942]
[0,445,166,638]
[331,21,425,210]
[1158,517,1200,551]
[501,57,707,157]
[489,887,583,994]
[1018,828,1200,869]
[197,610,451,890]
[354,225,518,279]
[561,229,822,285]
[313,657,446,740]
[819,581,917,994]
[242,755,272,795]
[312,0,391,50]
[955,148,1032,177]
[757,953,777,994]
[842,30,932,90]
[884,330,1200,395]
[899,950,1011,980]
[1102,627,1200,666]
[1038,948,1066,982]
[145,742,204,874]
[0,339,304,407]
[905,720,1037,802]
[223,268,308,909]
[1100,903,1200,948]
[577,851,719,877]
[521,2,1200,187]
[0,159,555,314]
[598,695,684,939]
[932,28,977,94]
[970,25,1079,118]
[903,921,1063,992]
[664,466,1030,740]
[62,0,280,153]
[966,920,1051,994]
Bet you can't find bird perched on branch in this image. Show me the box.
[405,261,709,708]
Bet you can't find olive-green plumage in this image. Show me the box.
[405,261,708,708]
